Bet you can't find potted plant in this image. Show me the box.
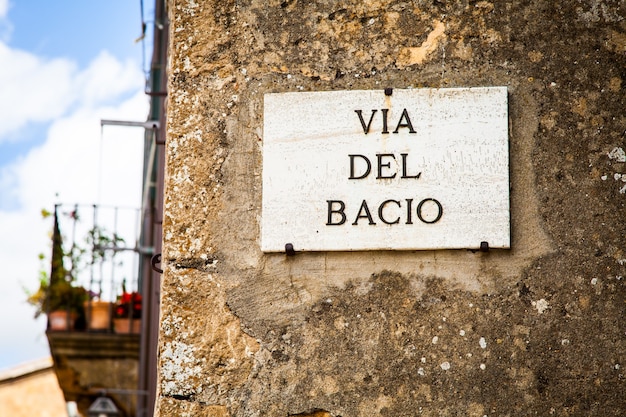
[81,226,124,331]
[113,287,141,334]
[28,276,88,331]
[28,207,129,331]
[27,211,88,330]
[45,282,88,331]
[84,297,113,331]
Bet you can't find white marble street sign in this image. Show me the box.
[261,87,510,252]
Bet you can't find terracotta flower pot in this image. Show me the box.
[48,310,76,331]
[113,318,141,334]
[84,301,112,330]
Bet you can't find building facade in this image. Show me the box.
[157,1,625,416]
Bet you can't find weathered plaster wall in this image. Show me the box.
[0,360,67,417]
[157,1,625,416]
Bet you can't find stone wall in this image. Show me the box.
[157,1,625,415]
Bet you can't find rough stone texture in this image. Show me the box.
[158,0,625,416]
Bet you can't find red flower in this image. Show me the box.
[114,292,142,318]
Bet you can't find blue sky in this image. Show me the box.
[0,0,152,371]
[0,1,149,164]
[7,2,143,66]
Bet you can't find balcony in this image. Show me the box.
[46,332,140,416]
[35,203,148,417]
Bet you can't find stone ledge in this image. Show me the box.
[46,331,140,359]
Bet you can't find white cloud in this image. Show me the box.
[0,1,11,42]
[0,42,149,369]
[0,43,144,143]
[0,208,52,366]
[0,0,8,18]
[76,51,145,106]
[0,42,76,141]
[14,91,148,209]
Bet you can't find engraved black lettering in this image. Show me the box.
[381,108,389,134]
[405,198,413,224]
[355,109,377,134]
[326,200,347,225]
[353,200,376,225]
[393,108,416,133]
[416,198,443,224]
[349,154,371,179]
[378,199,401,225]
[400,153,421,179]
[376,153,397,179]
